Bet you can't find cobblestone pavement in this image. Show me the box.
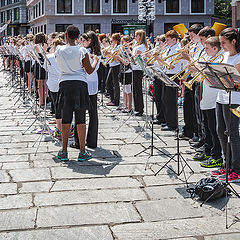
[0,69,240,240]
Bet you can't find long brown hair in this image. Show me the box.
[135,29,147,48]
[81,31,101,56]
[220,27,240,53]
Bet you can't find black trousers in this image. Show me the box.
[202,109,222,159]
[161,75,178,129]
[106,65,120,106]
[182,84,197,138]
[74,94,98,148]
[133,70,144,114]
[97,63,108,93]
[194,83,204,139]
[153,76,165,123]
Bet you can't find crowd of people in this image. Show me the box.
[1,22,240,182]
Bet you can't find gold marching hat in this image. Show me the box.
[173,24,188,38]
[212,22,227,36]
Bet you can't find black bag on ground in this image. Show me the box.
[187,177,229,201]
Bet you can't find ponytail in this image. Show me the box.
[220,27,240,53]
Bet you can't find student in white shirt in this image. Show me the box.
[132,30,147,116]
[55,25,99,162]
[71,31,101,149]
[193,37,223,168]
[211,28,240,182]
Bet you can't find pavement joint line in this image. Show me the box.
[132,201,144,223]
[107,224,117,240]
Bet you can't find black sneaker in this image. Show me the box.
[78,151,92,162]
[189,136,199,144]
[200,157,224,168]
[179,133,190,140]
[57,150,69,161]
[193,152,210,161]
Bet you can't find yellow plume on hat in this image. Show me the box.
[173,24,188,38]
[212,22,227,36]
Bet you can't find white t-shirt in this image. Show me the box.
[55,45,88,83]
[217,52,240,105]
[132,44,146,71]
[45,53,60,93]
[86,48,100,95]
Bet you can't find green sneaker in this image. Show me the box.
[193,152,210,161]
[200,157,224,168]
[57,150,69,162]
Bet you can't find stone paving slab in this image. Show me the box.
[0,226,114,240]
[36,202,141,228]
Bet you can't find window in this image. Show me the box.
[1,12,5,23]
[113,0,127,13]
[191,0,204,13]
[42,0,44,15]
[7,10,12,21]
[85,0,100,13]
[84,24,100,33]
[36,4,38,17]
[166,0,179,13]
[44,24,46,33]
[7,0,11,4]
[38,2,41,16]
[57,0,72,14]
[41,25,43,32]
[14,8,19,21]
[164,23,178,33]
[1,0,5,7]
[55,24,71,32]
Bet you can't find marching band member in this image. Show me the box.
[180,24,204,142]
[132,29,147,116]
[192,37,223,168]
[105,33,121,106]
[34,33,48,106]
[71,31,101,149]
[156,30,181,131]
[212,28,240,182]
[55,25,99,162]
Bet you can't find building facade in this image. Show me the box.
[27,0,214,36]
[232,0,240,28]
[0,0,28,36]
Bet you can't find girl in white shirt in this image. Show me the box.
[132,30,147,116]
[71,31,101,149]
[55,25,98,162]
[212,28,240,182]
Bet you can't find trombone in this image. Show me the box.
[102,48,119,67]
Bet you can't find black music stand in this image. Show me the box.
[133,57,176,170]
[153,66,194,179]
[194,62,240,229]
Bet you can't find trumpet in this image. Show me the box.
[145,47,168,65]
[102,49,119,67]
[230,106,240,118]
[184,49,224,90]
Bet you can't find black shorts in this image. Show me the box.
[57,80,89,124]
[25,60,32,73]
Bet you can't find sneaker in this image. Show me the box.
[218,170,240,183]
[193,152,210,161]
[211,168,227,176]
[57,150,69,161]
[78,151,92,161]
[200,157,224,168]
[178,133,190,140]
[189,136,199,144]
[195,146,205,153]
[55,129,62,140]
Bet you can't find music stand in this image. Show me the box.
[153,66,194,179]
[133,56,172,169]
[194,62,240,229]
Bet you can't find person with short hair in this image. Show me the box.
[55,25,99,162]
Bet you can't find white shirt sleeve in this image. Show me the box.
[0,23,8,33]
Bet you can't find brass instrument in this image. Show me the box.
[184,49,224,90]
[102,49,119,67]
[230,106,240,118]
[145,47,168,65]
